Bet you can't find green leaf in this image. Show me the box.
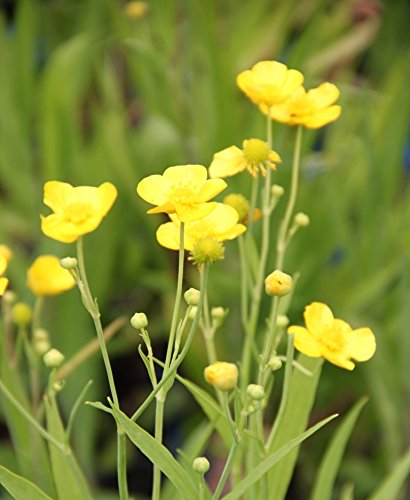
[368,446,410,500]
[310,397,368,500]
[175,374,231,449]
[0,465,53,500]
[111,405,198,499]
[223,414,338,500]
[266,355,323,499]
[44,394,93,500]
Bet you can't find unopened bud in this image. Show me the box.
[188,306,198,320]
[60,257,78,270]
[268,356,283,372]
[294,212,310,227]
[12,302,32,326]
[192,457,210,474]
[246,384,265,401]
[130,312,148,330]
[204,362,238,391]
[43,348,65,368]
[52,380,65,393]
[276,315,289,328]
[2,290,17,304]
[33,328,49,342]
[271,185,284,197]
[211,307,226,320]
[265,270,293,297]
[34,339,51,356]
[223,193,250,221]
[184,288,201,306]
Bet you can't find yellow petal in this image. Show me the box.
[322,349,355,370]
[75,183,117,216]
[252,61,288,85]
[0,277,9,295]
[268,150,282,163]
[147,201,176,215]
[197,178,227,202]
[0,245,12,264]
[0,255,7,276]
[156,222,196,251]
[136,175,169,206]
[283,69,305,93]
[43,181,75,213]
[332,318,352,335]
[163,165,207,189]
[308,83,340,109]
[209,146,247,178]
[175,201,217,223]
[41,214,80,243]
[304,302,334,338]
[262,103,294,125]
[345,327,376,362]
[27,255,76,296]
[97,182,118,215]
[288,326,322,357]
[219,224,247,241]
[302,105,342,129]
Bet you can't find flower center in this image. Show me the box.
[65,202,92,224]
[322,328,346,352]
[243,139,270,164]
[170,187,196,205]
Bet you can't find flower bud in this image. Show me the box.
[188,306,198,320]
[2,290,17,304]
[190,238,224,266]
[52,380,65,393]
[34,339,51,356]
[43,348,65,368]
[123,1,149,19]
[204,361,238,391]
[192,457,210,474]
[294,212,310,227]
[12,302,32,326]
[184,288,201,306]
[33,328,49,342]
[265,270,293,297]
[271,184,284,197]
[211,307,226,320]
[268,356,283,372]
[60,257,78,270]
[223,193,250,221]
[130,312,148,330]
[276,314,289,328]
[246,384,265,401]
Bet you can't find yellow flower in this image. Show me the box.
[27,255,76,296]
[237,60,304,108]
[265,270,293,297]
[123,1,148,19]
[137,165,227,222]
[261,83,341,129]
[209,139,281,178]
[0,245,12,295]
[41,181,117,243]
[288,302,376,370]
[156,203,246,251]
[204,361,238,391]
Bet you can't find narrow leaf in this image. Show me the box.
[368,446,410,500]
[0,465,53,500]
[111,405,198,499]
[310,397,368,500]
[223,414,338,500]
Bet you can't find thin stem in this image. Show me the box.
[212,441,239,500]
[152,399,164,500]
[265,334,294,451]
[238,236,249,329]
[131,266,209,422]
[65,380,93,442]
[258,296,279,386]
[276,126,303,270]
[117,432,128,500]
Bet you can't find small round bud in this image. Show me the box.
[294,212,310,227]
[34,339,51,356]
[130,312,148,330]
[12,302,32,326]
[223,193,250,221]
[184,288,201,306]
[60,257,78,270]
[246,384,265,401]
[276,315,289,328]
[52,380,65,393]
[189,238,224,266]
[268,356,283,372]
[204,362,238,391]
[123,1,149,19]
[33,328,49,342]
[192,457,210,474]
[271,184,285,197]
[265,270,293,297]
[188,306,198,320]
[2,290,17,304]
[211,307,226,320]
[43,348,65,368]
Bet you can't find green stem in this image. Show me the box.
[212,441,239,500]
[238,236,249,328]
[131,266,209,422]
[265,334,294,451]
[258,296,279,386]
[152,399,165,500]
[276,125,303,270]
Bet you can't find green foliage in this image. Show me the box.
[0,465,53,500]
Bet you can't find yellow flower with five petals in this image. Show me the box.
[156,203,246,251]
[209,139,281,178]
[237,60,304,108]
[137,165,227,222]
[288,302,376,370]
[27,255,76,296]
[261,83,341,129]
[41,181,117,243]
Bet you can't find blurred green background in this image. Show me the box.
[0,0,410,498]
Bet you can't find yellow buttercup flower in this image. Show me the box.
[288,302,376,370]
[137,165,227,223]
[27,255,76,296]
[261,83,341,129]
[204,361,238,391]
[237,61,304,108]
[209,139,281,178]
[156,203,246,251]
[41,181,117,243]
